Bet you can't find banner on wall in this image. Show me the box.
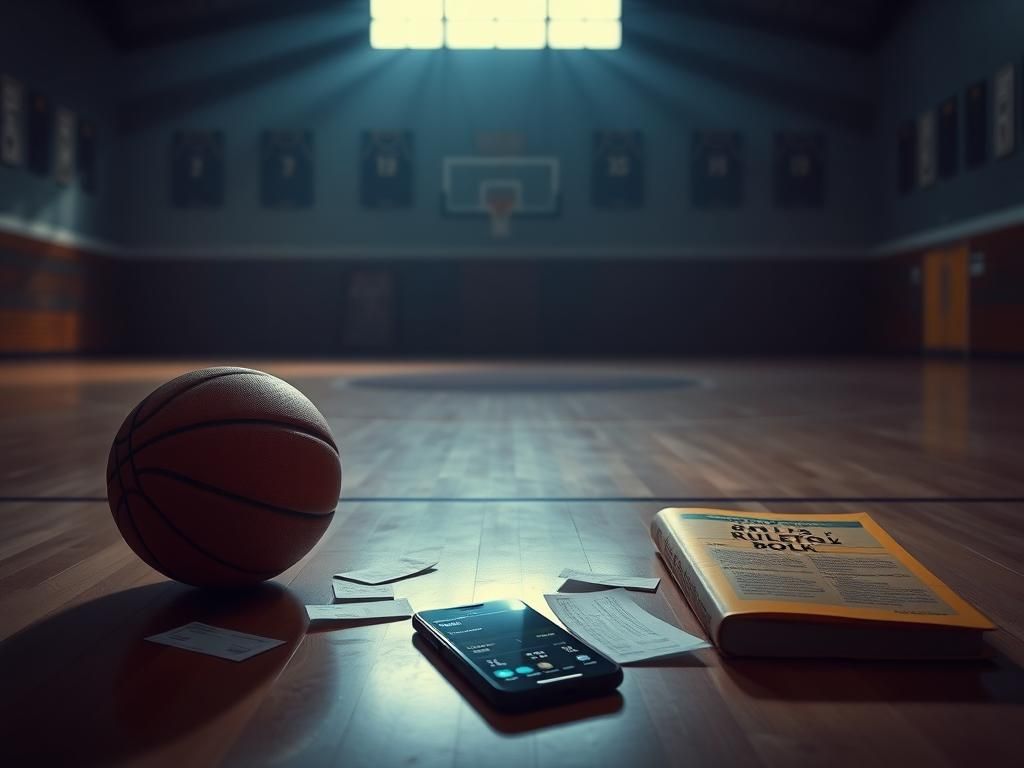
[27,90,51,176]
[54,108,76,186]
[360,131,413,208]
[592,130,645,208]
[937,96,957,179]
[77,119,97,195]
[261,130,313,209]
[897,119,916,196]
[691,131,742,208]
[916,110,937,188]
[773,132,825,207]
[1,75,24,167]
[993,63,1016,158]
[171,130,224,208]
[965,80,987,167]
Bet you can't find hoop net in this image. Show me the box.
[486,194,516,238]
[481,179,521,239]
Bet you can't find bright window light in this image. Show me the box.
[549,0,621,20]
[444,1,498,21]
[508,0,549,20]
[371,20,444,49]
[547,19,585,49]
[371,0,443,20]
[495,21,547,49]
[446,20,497,49]
[549,19,621,49]
[444,0,547,20]
[407,21,446,49]
[369,1,621,50]
[370,20,407,48]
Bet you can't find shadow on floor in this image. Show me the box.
[0,580,310,765]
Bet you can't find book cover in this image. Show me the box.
[652,508,994,657]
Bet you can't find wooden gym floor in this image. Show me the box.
[1,359,1022,767]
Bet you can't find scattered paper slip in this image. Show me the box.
[332,581,395,601]
[306,598,414,623]
[334,553,438,585]
[145,622,285,662]
[559,568,661,592]
[544,589,709,665]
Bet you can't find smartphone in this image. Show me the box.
[413,599,623,711]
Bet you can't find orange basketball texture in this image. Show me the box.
[106,367,341,588]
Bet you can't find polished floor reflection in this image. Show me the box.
[1,359,1022,767]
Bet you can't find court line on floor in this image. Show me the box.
[2,496,1023,504]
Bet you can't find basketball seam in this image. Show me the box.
[116,486,168,575]
[106,418,339,484]
[122,491,175,572]
[127,393,279,579]
[135,466,337,520]
[116,401,173,576]
[112,369,271,445]
[127,471,282,578]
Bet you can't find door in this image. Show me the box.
[922,245,969,353]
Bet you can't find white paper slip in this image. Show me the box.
[544,589,709,665]
[559,568,661,592]
[332,581,395,601]
[145,621,285,662]
[306,598,413,623]
[334,553,438,585]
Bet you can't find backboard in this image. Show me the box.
[442,156,560,236]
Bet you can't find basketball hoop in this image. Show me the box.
[443,157,559,239]
[486,194,516,238]
[482,181,521,238]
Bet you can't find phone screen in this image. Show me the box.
[418,600,619,692]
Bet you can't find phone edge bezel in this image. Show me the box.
[411,600,622,702]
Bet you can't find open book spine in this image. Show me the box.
[651,514,725,648]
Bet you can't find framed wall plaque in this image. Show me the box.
[592,130,644,208]
[692,131,742,208]
[171,130,224,208]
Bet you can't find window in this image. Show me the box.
[370,0,622,50]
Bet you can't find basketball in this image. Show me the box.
[105,367,342,588]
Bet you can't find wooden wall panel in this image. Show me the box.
[923,245,969,353]
[115,257,874,357]
[876,220,1024,358]
[0,231,112,355]
[0,310,81,353]
[3,212,1019,359]
[969,222,1024,355]
[869,251,922,354]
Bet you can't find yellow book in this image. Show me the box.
[651,508,995,659]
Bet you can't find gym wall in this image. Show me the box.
[0,0,118,354]
[111,2,877,356]
[114,4,876,254]
[2,1,1023,356]
[875,0,1024,355]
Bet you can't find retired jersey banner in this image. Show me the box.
[916,110,937,188]
[360,131,413,208]
[965,80,987,167]
[897,119,916,196]
[773,132,825,207]
[171,130,224,208]
[692,131,742,208]
[54,108,76,186]
[993,63,1016,158]
[27,90,51,176]
[261,130,313,208]
[77,119,97,195]
[592,130,644,208]
[937,96,958,179]
[1,75,25,167]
